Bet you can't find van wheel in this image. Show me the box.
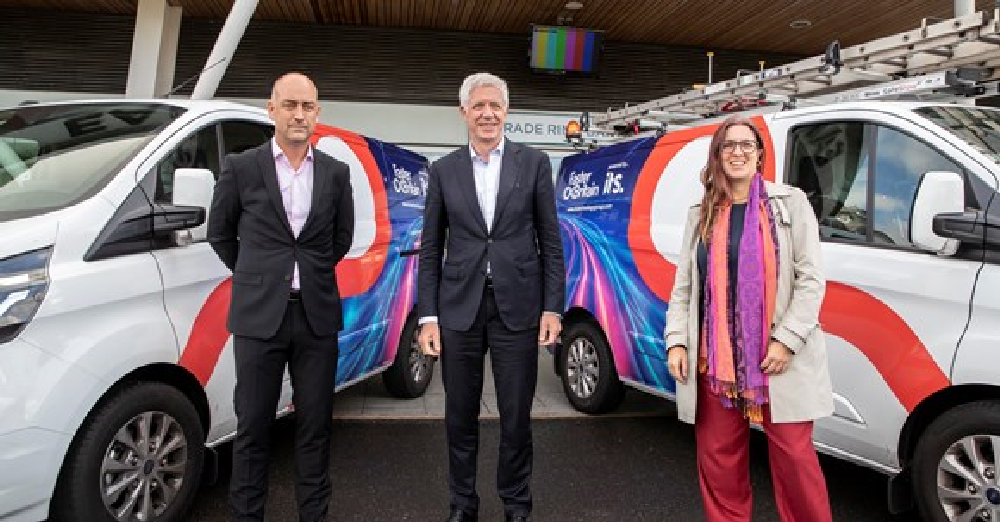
[559,321,624,414]
[383,315,434,398]
[51,382,204,522]
[912,401,1000,522]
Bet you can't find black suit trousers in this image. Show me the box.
[440,282,539,517]
[230,297,339,522]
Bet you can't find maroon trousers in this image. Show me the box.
[695,376,832,522]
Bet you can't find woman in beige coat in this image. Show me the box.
[665,116,834,522]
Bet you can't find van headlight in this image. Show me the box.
[0,247,52,344]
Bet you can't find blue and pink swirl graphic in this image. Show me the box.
[179,127,427,388]
[557,137,674,393]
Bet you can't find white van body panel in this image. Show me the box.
[0,99,429,521]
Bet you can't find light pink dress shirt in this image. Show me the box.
[271,137,314,290]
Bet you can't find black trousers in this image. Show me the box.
[440,282,539,517]
[230,297,339,522]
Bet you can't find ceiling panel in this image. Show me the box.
[2,0,997,54]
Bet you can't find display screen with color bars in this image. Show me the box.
[530,26,603,73]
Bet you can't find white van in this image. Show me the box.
[551,101,1000,521]
[0,99,433,522]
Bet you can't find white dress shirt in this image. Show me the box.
[472,138,504,234]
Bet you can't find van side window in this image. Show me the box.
[787,122,870,243]
[155,125,220,203]
[872,126,962,247]
[790,122,965,248]
[221,121,273,156]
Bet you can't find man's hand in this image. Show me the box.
[667,345,688,384]
[418,322,442,357]
[760,339,793,375]
[538,314,561,346]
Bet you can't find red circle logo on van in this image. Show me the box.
[622,117,947,411]
[312,124,390,298]
[627,116,776,302]
[181,125,391,386]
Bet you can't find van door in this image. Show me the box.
[556,138,668,375]
[147,116,275,442]
[776,112,979,468]
[310,128,419,385]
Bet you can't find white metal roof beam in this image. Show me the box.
[191,0,260,100]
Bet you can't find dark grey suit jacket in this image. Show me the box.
[418,141,565,332]
[208,141,355,339]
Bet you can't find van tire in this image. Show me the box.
[558,321,624,414]
[912,401,1000,522]
[383,315,434,399]
[51,382,204,522]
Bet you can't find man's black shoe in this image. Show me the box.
[446,508,477,522]
[505,515,528,522]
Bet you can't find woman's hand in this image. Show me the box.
[667,345,688,384]
[761,339,793,375]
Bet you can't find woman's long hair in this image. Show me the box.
[698,116,767,241]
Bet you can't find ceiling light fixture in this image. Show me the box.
[789,19,812,29]
[565,1,584,10]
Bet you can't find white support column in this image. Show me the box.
[126,0,168,97]
[955,0,975,17]
[190,0,259,100]
[154,5,183,97]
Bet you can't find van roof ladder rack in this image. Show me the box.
[573,8,1000,142]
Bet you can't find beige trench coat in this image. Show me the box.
[664,182,834,424]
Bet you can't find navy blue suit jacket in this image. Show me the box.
[418,141,565,332]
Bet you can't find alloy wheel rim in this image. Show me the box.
[100,411,188,522]
[566,337,599,399]
[936,434,1000,521]
[408,329,431,384]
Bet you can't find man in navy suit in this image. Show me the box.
[417,72,566,522]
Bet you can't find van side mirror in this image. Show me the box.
[170,167,216,245]
[910,171,963,255]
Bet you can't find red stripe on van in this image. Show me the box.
[179,278,232,386]
[821,282,950,412]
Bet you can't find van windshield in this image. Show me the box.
[914,105,1000,166]
[0,103,185,221]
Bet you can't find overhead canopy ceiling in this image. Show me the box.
[3,0,997,54]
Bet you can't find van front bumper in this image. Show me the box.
[0,337,85,522]
[0,427,71,521]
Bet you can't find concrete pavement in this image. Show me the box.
[331,350,674,419]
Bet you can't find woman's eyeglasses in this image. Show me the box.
[721,140,759,153]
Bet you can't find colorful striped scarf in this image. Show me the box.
[699,174,779,423]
